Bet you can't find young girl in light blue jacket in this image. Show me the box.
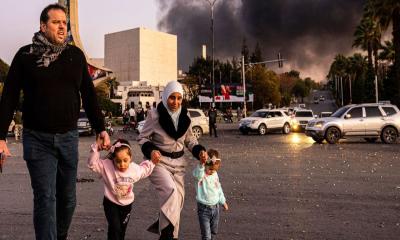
[193,149,229,240]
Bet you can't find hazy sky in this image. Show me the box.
[1,0,375,82]
[0,0,158,64]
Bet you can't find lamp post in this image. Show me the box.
[205,0,217,107]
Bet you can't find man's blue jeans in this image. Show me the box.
[23,128,79,240]
[197,202,220,240]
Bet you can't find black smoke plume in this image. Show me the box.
[156,0,366,81]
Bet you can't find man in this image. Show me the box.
[208,106,218,137]
[0,4,110,240]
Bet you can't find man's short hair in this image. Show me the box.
[40,3,67,23]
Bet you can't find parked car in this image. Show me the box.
[305,103,400,144]
[313,97,319,104]
[291,109,315,131]
[136,108,209,139]
[319,112,332,118]
[77,110,94,135]
[238,109,291,135]
[298,103,306,108]
[319,96,325,101]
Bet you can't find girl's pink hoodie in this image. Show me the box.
[88,144,155,206]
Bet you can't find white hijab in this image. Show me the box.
[162,81,184,130]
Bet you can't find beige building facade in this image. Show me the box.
[105,27,177,87]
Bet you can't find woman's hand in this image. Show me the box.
[199,150,208,164]
[151,150,161,164]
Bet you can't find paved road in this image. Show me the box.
[308,90,338,115]
[1,125,400,240]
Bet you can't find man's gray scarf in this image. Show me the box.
[29,32,68,67]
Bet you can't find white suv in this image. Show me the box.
[239,109,291,135]
[305,103,400,144]
[187,108,209,138]
[291,109,315,131]
[136,108,209,139]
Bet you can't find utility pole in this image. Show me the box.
[375,75,379,103]
[349,76,352,104]
[340,76,344,106]
[242,55,246,117]
[205,0,217,107]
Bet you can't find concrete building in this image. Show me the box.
[105,27,177,86]
[105,27,177,109]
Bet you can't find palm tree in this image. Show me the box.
[379,40,395,62]
[353,16,381,72]
[372,0,400,104]
[348,54,368,103]
[328,54,349,105]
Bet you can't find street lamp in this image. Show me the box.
[205,0,217,107]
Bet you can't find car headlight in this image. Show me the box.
[314,121,325,128]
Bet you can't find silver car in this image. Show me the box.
[305,103,400,144]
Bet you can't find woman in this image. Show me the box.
[137,81,208,240]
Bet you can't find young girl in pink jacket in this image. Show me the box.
[88,138,159,240]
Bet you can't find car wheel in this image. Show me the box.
[192,126,203,139]
[258,124,267,135]
[380,126,398,144]
[312,136,324,144]
[282,123,290,134]
[364,137,378,143]
[325,127,340,144]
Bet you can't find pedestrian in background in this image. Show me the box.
[128,105,136,123]
[237,106,242,121]
[0,4,110,239]
[208,107,218,137]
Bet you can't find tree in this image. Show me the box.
[188,57,213,85]
[180,75,200,107]
[279,72,297,106]
[95,82,120,116]
[250,42,263,63]
[348,53,368,103]
[251,65,281,108]
[241,38,250,65]
[105,77,119,98]
[287,70,300,79]
[328,54,351,105]
[230,57,242,84]
[372,0,400,105]
[0,58,9,83]
[353,16,381,72]
[292,80,307,103]
[379,40,394,62]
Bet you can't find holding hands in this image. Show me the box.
[96,131,111,150]
[151,150,161,164]
[199,150,208,165]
